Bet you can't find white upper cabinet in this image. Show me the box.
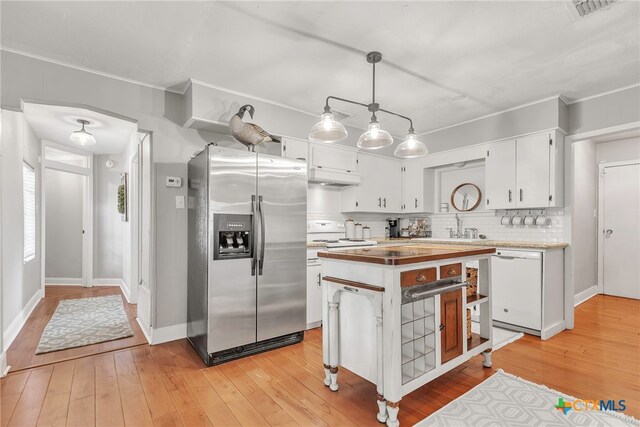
[341,152,402,212]
[281,137,309,161]
[402,161,425,213]
[309,144,358,174]
[485,140,516,209]
[485,130,564,210]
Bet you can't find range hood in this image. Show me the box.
[308,167,361,187]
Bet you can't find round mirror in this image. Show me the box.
[451,183,482,212]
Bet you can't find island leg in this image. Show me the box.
[328,298,340,391]
[482,348,492,368]
[385,401,400,427]
[322,284,331,386]
[375,311,387,423]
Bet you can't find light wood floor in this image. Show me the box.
[1,295,637,426]
[6,286,147,372]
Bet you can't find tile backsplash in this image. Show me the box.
[428,209,566,242]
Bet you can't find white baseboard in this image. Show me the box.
[136,317,151,343]
[45,277,84,285]
[574,285,598,307]
[0,352,8,378]
[3,289,43,350]
[151,323,187,345]
[541,320,566,340]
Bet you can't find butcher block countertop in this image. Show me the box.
[317,244,496,266]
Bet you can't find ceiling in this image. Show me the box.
[2,1,639,136]
[22,103,138,154]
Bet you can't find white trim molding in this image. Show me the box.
[3,289,43,350]
[136,318,151,344]
[1,352,9,377]
[574,285,598,307]
[45,278,84,285]
[150,323,187,345]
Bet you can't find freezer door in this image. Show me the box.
[256,154,307,341]
[187,148,209,360]
[208,147,258,353]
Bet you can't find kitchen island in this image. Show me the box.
[318,244,496,427]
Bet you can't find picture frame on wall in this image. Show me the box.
[118,172,128,222]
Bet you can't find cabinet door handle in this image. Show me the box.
[519,189,523,202]
[317,273,321,286]
[415,198,418,208]
[447,267,458,276]
[508,190,512,203]
[378,197,382,207]
[383,198,387,208]
[416,273,427,283]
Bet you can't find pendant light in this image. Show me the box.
[394,131,428,158]
[310,51,427,158]
[69,119,96,146]
[308,108,348,143]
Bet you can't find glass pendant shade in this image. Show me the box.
[69,120,97,146]
[394,132,428,158]
[308,112,348,143]
[357,122,393,150]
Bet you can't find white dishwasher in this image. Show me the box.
[492,249,543,332]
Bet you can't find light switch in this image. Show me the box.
[175,195,185,209]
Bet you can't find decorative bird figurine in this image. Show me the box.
[229,104,281,151]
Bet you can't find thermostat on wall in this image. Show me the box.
[166,176,182,188]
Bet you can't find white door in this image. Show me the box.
[306,263,322,328]
[282,137,309,162]
[602,162,640,299]
[403,162,424,213]
[485,140,516,209]
[516,133,550,208]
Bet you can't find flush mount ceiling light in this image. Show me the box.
[309,51,427,158]
[69,119,96,146]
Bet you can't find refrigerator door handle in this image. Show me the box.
[258,195,266,275]
[251,195,257,276]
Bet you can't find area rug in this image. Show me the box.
[471,321,524,351]
[36,295,134,354]
[415,370,639,426]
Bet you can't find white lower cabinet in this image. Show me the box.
[306,263,322,329]
[491,247,565,339]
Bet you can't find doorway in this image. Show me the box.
[43,144,91,286]
[598,160,640,299]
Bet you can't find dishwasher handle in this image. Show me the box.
[493,250,542,260]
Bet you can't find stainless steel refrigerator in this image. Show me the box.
[187,145,307,365]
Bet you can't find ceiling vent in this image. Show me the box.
[569,0,619,18]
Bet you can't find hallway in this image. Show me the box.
[6,286,147,372]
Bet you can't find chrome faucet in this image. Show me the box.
[447,215,463,238]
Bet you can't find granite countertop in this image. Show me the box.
[307,238,568,250]
[318,244,496,266]
[409,238,568,250]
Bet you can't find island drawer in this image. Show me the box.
[440,263,463,279]
[401,267,437,287]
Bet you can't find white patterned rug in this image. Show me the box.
[415,370,639,426]
[36,295,134,354]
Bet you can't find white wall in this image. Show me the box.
[93,154,124,279]
[45,168,83,279]
[596,137,640,163]
[154,163,187,328]
[570,140,598,297]
[1,109,42,346]
[568,86,640,136]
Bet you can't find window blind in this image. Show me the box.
[23,161,36,263]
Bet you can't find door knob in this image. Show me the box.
[605,229,613,238]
